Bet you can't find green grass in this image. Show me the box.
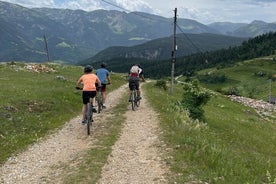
[0,62,126,165]
[143,81,276,184]
[1,60,276,184]
[196,58,276,100]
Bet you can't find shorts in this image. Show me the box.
[95,83,107,92]
[82,91,97,104]
[128,76,139,90]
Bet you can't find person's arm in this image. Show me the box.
[76,77,82,88]
[96,77,101,87]
[107,76,111,84]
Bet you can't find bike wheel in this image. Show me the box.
[135,96,140,107]
[97,94,102,113]
[134,90,140,108]
[131,90,135,111]
[86,99,93,135]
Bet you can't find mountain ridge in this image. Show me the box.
[1,1,276,63]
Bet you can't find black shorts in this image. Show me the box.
[96,83,107,92]
[82,91,97,104]
[128,76,139,90]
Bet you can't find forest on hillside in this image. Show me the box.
[92,31,276,79]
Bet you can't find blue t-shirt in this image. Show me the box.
[96,68,109,84]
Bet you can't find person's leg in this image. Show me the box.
[82,91,89,123]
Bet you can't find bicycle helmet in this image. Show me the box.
[101,62,107,68]
[84,65,93,73]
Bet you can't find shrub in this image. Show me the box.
[154,80,167,90]
[179,80,210,121]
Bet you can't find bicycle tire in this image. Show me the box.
[135,96,140,107]
[86,98,93,135]
[97,94,102,113]
[131,90,135,111]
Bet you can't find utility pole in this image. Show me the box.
[170,8,177,95]
[44,33,50,62]
[269,79,272,103]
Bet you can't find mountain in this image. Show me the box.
[0,1,217,63]
[82,33,247,63]
[1,1,276,63]
[208,22,247,35]
[209,20,276,37]
[232,20,276,37]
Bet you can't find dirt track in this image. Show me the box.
[0,84,168,184]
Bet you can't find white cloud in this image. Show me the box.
[3,0,55,8]
[1,0,276,24]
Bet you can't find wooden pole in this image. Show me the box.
[44,34,50,62]
[170,8,177,95]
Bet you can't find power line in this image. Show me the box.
[102,0,207,60]
[176,23,204,54]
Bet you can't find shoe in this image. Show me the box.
[81,120,86,125]
[102,105,106,109]
[136,96,142,100]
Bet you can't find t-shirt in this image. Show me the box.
[77,73,99,91]
[96,68,109,84]
[130,65,140,74]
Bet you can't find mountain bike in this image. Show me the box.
[76,87,94,135]
[129,82,141,111]
[95,83,110,113]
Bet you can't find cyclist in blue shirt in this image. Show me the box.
[96,63,111,108]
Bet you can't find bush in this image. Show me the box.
[179,80,210,121]
[154,80,167,90]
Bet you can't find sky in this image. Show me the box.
[2,0,276,24]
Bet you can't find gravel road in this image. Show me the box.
[0,84,168,184]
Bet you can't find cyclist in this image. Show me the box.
[76,65,101,124]
[128,64,142,101]
[96,63,111,108]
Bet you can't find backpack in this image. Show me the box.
[130,65,140,74]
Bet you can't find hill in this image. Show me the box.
[81,31,276,80]
[81,33,247,63]
[1,61,275,183]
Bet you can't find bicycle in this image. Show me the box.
[129,82,141,111]
[76,87,94,135]
[95,83,110,113]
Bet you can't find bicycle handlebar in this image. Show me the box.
[75,86,83,90]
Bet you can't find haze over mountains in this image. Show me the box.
[1,1,276,63]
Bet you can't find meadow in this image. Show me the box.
[0,60,276,183]
[144,80,276,183]
[0,62,125,165]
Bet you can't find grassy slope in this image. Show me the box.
[144,81,276,183]
[197,57,276,100]
[1,60,276,184]
[0,62,125,165]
